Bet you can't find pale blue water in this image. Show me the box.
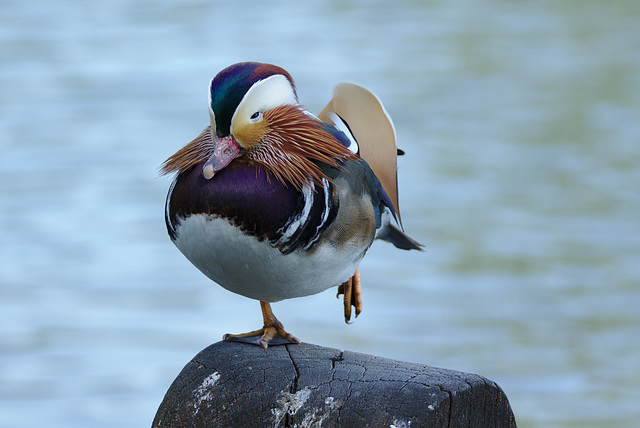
[1,1,639,427]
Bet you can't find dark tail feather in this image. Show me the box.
[376,224,424,251]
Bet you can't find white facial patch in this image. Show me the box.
[208,79,216,134]
[231,74,298,132]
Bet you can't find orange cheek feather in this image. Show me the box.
[233,121,269,150]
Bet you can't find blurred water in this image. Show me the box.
[1,1,639,427]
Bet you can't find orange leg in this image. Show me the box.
[337,268,363,323]
[223,301,300,349]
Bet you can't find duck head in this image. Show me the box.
[161,62,356,189]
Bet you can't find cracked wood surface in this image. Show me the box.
[152,341,516,427]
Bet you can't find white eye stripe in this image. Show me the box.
[232,74,297,129]
[208,79,216,133]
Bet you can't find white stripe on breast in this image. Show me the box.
[275,181,314,246]
[304,177,332,250]
[165,177,178,236]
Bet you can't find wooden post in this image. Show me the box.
[153,341,516,427]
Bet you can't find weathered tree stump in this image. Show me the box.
[153,341,516,427]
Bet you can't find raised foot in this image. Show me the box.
[337,268,362,323]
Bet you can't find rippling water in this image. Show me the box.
[1,1,639,427]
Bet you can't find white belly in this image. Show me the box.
[173,214,364,302]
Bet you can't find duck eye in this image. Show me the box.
[250,111,260,120]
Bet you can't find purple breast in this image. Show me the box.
[167,160,302,242]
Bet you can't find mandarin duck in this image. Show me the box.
[161,62,422,348]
